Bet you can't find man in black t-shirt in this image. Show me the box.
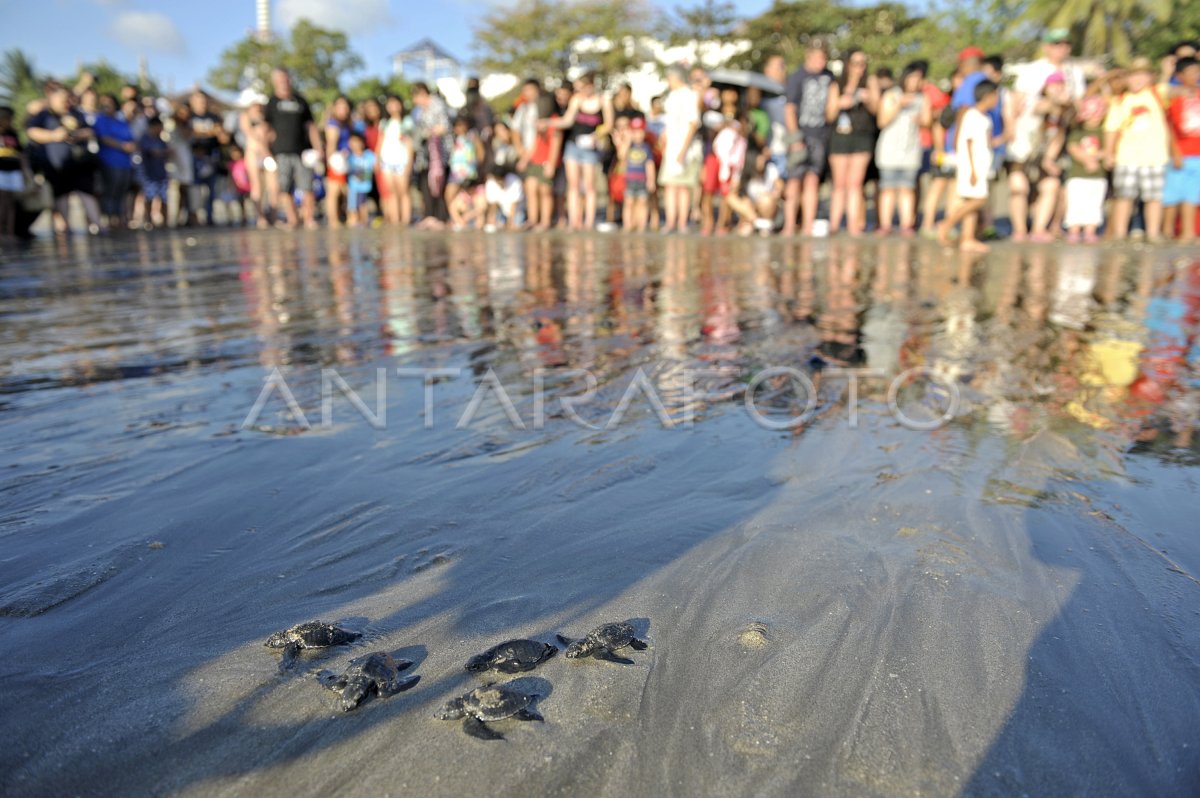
[783,38,834,236]
[188,91,227,225]
[264,68,321,228]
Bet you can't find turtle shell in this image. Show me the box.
[590,622,635,649]
[463,684,535,721]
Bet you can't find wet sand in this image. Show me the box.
[1,231,1198,796]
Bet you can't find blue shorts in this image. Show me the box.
[563,140,601,166]
[769,153,789,182]
[143,179,168,201]
[347,188,371,211]
[1163,157,1200,207]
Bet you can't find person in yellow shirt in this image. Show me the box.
[1104,57,1172,240]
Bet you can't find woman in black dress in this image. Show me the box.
[825,49,879,235]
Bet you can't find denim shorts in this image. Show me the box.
[563,140,601,166]
[878,168,918,190]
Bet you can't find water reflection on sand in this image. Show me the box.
[1,231,1198,796]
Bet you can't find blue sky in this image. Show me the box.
[3,0,775,93]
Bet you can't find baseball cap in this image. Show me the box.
[958,46,985,62]
[630,116,645,130]
[1042,28,1070,44]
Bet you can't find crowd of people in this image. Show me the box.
[2,31,1199,249]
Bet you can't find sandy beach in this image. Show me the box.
[1,231,1198,796]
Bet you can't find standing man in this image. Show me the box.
[263,68,321,229]
[659,65,701,233]
[188,91,227,226]
[1006,29,1084,238]
[783,38,834,236]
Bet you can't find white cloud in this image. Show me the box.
[276,0,391,36]
[109,11,186,55]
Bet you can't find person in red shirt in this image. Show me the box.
[1164,56,1200,241]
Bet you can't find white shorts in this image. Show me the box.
[0,170,25,192]
[485,174,523,207]
[1063,177,1107,228]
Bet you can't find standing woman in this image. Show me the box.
[360,97,387,219]
[377,94,413,226]
[549,73,613,230]
[324,95,354,228]
[825,49,879,235]
[875,63,931,235]
[239,95,272,227]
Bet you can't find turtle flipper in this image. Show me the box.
[279,641,301,671]
[628,638,648,651]
[394,658,414,672]
[380,674,420,695]
[555,634,575,647]
[463,716,504,741]
[593,650,635,665]
[515,708,543,722]
[316,669,344,689]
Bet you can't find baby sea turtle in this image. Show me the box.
[436,683,543,740]
[466,639,557,674]
[265,620,361,669]
[317,652,419,711]
[557,621,647,664]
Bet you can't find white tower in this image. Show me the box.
[256,0,271,41]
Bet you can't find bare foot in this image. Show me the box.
[936,223,952,247]
[960,239,990,253]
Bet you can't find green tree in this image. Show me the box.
[208,37,283,95]
[1020,0,1172,63]
[78,60,159,98]
[346,75,412,106]
[472,0,656,82]
[666,0,739,45]
[0,49,40,112]
[1136,5,1200,61]
[737,0,930,73]
[208,19,364,105]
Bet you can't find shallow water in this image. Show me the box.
[1,230,1198,796]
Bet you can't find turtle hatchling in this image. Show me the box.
[265,620,361,668]
[436,683,543,740]
[317,652,419,711]
[557,621,647,664]
[465,639,557,674]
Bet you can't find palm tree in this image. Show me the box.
[0,48,39,106]
[1023,0,1171,63]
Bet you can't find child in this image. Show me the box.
[1164,56,1200,241]
[938,80,997,253]
[711,116,748,235]
[724,151,783,235]
[377,94,413,226]
[346,132,376,227]
[484,122,523,230]
[0,105,31,240]
[622,116,656,231]
[444,114,482,215]
[1104,57,1170,240]
[139,116,169,228]
[1063,92,1109,243]
[228,144,254,226]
